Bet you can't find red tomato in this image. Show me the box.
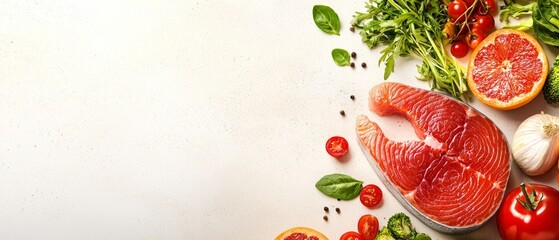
[472,14,495,33]
[325,136,349,159]
[340,231,365,240]
[448,0,468,23]
[497,183,559,240]
[462,0,475,6]
[477,0,498,15]
[466,28,486,49]
[357,214,379,240]
[359,184,383,208]
[450,40,469,58]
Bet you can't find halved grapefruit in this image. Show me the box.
[467,29,548,110]
[275,227,329,240]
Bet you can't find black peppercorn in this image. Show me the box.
[323,215,329,221]
[351,52,357,59]
[350,95,355,100]
[340,110,345,116]
[335,207,341,214]
[350,62,355,68]
[324,206,329,213]
[361,62,367,68]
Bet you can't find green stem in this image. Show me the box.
[520,183,535,211]
[387,0,406,13]
[517,183,543,211]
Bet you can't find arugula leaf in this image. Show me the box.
[352,0,469,100]
[384,55,395,80]
[313,5,341,35]
[315,173,363,200]
[331,48,350,66]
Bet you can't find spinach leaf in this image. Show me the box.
[331,48,350,66]
[312,5,341,35]
[533,3,559,46]
[315,173,363,200]
[501,0,559,46]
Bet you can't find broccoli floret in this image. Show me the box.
[375,227,396,240]
[414,233,432,240]
[387,212,417,240]
[543,55,559,104]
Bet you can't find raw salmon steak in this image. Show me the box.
[356,82,511,234]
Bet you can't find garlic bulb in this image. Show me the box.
[511,113,559,176]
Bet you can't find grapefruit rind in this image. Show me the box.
[275,227,329,240]
[467,29,548,110]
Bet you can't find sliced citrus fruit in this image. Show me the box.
[275,226,329,240]
[467,29,548,110]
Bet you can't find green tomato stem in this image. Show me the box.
[517,183,543,211]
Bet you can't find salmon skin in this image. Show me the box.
[356,82,511,234]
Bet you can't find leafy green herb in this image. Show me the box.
[332,48,350,66]
[501,0,559,46]
[313,5,341,35]
[351,0,468,100]
[315,173,363,200]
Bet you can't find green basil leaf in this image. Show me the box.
[331,48,350,66]
[312,5,341,35]
[315,173,363,200]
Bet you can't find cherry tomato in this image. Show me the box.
[497,183,559,240]
[477,0,498,15]
[360,184,383,208]
[466,28,486,49]
[340,231,365,240]
[450,40,469,58]
[448,0,468,23]
[357,214,379,240]
[462,0,475,6]
[472,14,495,33]
[325,136,349,159]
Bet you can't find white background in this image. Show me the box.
[1,0,557,239]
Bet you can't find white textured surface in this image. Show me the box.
[0,1,557,239]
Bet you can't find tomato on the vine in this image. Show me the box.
[359,184,383,208]
[325,136,349,159]
[448,0,468,23]
[477,0,498,15]
[450,40,469,58]
[466,28,487,49]
[462,0,475,6]
[497,183,559,240]
[357,214,379,240]
[472,14,495,33]
[340,231,365,240]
